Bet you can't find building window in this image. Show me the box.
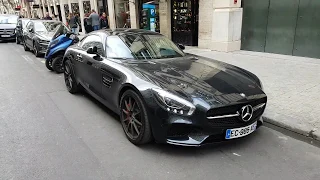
[115,0,131,28]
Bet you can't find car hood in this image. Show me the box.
[35,31,55,40]
[124,55,266,107]
[0,24,16,29]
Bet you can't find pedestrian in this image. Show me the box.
[99,12,109,29]
[68,13,80,34]
[84,13,93,33]
[43,12,52,20]
[88,9,100,31]
[52,15,58,21]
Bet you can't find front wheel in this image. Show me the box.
[120,90,153,145]
[45,59,53,71]
[52,55,64,73]
[23,41,29,51]
[33,43,41,57]
[64,58,80,94]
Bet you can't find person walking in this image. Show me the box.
[68,13,80,34]
[99,12,109,29]
[84,13,93,33]
[43,12,52,20]
[88,9,100,31]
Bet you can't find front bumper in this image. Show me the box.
[0,34,16,40]
[144,96,266,146]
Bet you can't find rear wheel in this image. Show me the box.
[23,40,29,51]
[120,90,153,145]
[64,58,80,94]
[52,55,64,73]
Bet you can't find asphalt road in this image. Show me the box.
[1,42,320,180]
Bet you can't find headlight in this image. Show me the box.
[258,79,264,90]
[152,88,195,116]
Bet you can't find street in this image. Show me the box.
[1,42,320,180]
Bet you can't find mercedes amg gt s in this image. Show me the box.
[63,29,267,146]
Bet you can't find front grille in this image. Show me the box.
[0,29,15,34]
[207,97,267,128]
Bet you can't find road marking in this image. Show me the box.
[21,55,34,64]
[232,153,241,157]
[41,61,45,63]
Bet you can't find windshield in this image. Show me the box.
[34,21,63,33]
[21,20,30,28]
[107,34,185,60]
[0,16,18,24]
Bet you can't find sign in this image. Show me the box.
[33,4,40,9]
[150,9,155,17]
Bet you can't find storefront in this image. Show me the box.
[114,0,131,28]
[171,0,198,46]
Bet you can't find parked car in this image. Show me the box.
[63,29,267,146]
[23,20,63,57]
[15,18,32,44]
[0,14,19,41]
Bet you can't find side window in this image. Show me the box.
[27,22,33,30]
[80,35,104,56]
[26,21,31,29]
[106,36,133,59]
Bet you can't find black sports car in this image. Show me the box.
[63,29,267,146]
[23,20,65,57]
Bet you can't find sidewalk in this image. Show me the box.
[185,47,320,141]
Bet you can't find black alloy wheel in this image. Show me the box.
[52,55,64,73]
[64,58,80,94]
[33,42,40,57]
[120,90,152,145]
[23,40,29,51]
[45,59,53,71]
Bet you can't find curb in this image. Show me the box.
[262,114,320,142]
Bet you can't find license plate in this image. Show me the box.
[225,121,257,139]
[1,35,10,37]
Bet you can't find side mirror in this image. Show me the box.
[28,28,33,32]
[87,46,98,54]
[178,44,185,50]
[66,31,73,38]
[16,25,21,28]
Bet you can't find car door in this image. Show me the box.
[101,35,134,107]
[76,35,104,97]
[25,21,34,47]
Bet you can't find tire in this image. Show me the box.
[45,59,53,71]
[33,42,41,57]
[120,90,153,145]
[16,37,20,44]
[52,55,64,73]
[64,58,80,94]
[23,41,29,51]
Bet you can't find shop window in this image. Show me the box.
[115,0,131,28]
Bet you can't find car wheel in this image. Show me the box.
[33,43,41,57]
[120,90,153,145]
[45,59,53,71]
[23,41,29,51]
[64,58,80,94]
[52,55,64,73]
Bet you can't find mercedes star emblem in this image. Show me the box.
[241,105,253,122]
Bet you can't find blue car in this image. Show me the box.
[45,25,79,73]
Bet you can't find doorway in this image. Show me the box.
[171,0,199,46]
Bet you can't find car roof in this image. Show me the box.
[0,14,18,17]
[95,28,161,36]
